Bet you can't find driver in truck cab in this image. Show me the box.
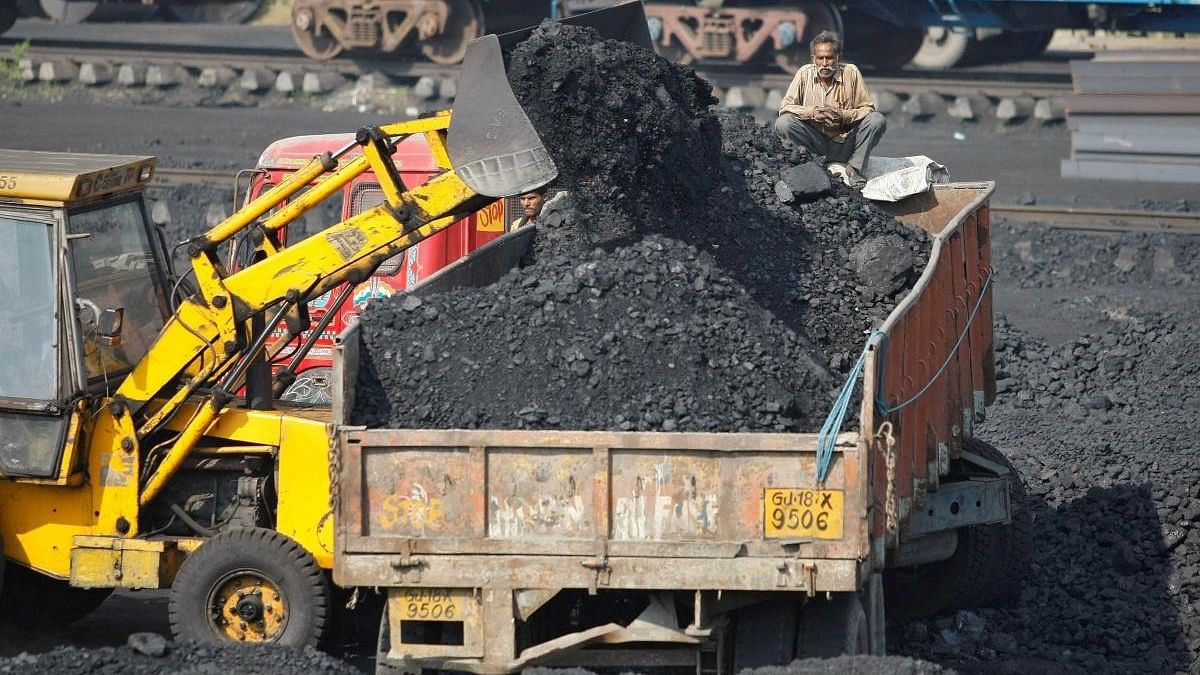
[773,30,886,190]
[511,187,548,230]
[511,186,567,230]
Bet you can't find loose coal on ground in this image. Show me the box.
[0,633,362,674]
[354,22,930,431]
[891,224,1200,674]
[990,219,1200,289]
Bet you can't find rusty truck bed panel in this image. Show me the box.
[866,183,996,544]
[334,427,864,591]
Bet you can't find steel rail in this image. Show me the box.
[1,40,449,78]
[153,168,1198,234]
[5,38,1073,98]
[992,204,1200,233]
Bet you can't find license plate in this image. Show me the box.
[763,488,844,539]
[396,588,465,621]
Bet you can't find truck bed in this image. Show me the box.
[330,182,999,671]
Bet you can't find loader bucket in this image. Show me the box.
[448,1,653,198]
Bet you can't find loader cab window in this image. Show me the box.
[0,214,58,401]
[67,198,170,385]
[0,212,69,478]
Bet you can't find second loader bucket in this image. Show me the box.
[447,1,653,198]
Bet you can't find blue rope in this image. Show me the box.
[816,331,882,483]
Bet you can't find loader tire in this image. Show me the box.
[884,439,1030,618]
[169,528,329,648]
[0,564,110,628]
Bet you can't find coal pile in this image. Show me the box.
[353,23,931,432]
[353,236,833,431]
[0,634,362,674]
[891,224,1200,673]
[506,22,929,371]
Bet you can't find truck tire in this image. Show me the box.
[730,597,800,670]
[169,528,329,648]
[0,564,110,628]
[795,593,869,658]
[885,439,1030,618]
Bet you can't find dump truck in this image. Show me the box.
[328,180,1020,672]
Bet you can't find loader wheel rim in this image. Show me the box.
[208,571,287,642]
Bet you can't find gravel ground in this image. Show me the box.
[0,634,361,674]
[890,223,1200,675]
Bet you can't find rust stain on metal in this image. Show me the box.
[487,449,594,539]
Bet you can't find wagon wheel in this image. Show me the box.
[644,0,692,65]
[38,0,97,23]
[910,27,974,69]
[291,5,345,61]
[169,528,330,647]
[773,0,840,73]
[419,0,483,66]
[164,0,263,24]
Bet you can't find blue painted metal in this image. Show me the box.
[847,0,1200,31]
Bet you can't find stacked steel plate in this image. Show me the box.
[1061,50,1200,184]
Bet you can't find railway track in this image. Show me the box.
[2,22,1073,98]
[154,167,1199,234]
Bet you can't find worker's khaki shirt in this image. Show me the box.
[778,63,875,142]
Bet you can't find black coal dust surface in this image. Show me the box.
[891,225,1200,674]
[352,22,929,431]
[0,636,362,674]
[354,236,833,431]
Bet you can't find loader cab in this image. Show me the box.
[246,133,515,404]
[0,149,166,478]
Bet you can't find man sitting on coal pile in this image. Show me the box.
[773,30,885,190]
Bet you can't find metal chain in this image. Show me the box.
[875,421,898,537]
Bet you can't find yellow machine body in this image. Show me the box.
[0,67,553,596]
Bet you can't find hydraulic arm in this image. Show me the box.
[101,34,556,514]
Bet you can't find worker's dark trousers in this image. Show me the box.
[773,111,887,171]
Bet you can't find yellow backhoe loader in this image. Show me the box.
[0,3,647,645]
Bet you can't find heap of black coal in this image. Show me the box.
[506,21,928,370]
[353,236,833,432]
[353,22,931,431]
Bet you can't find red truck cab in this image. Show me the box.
[249,132,515,403]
